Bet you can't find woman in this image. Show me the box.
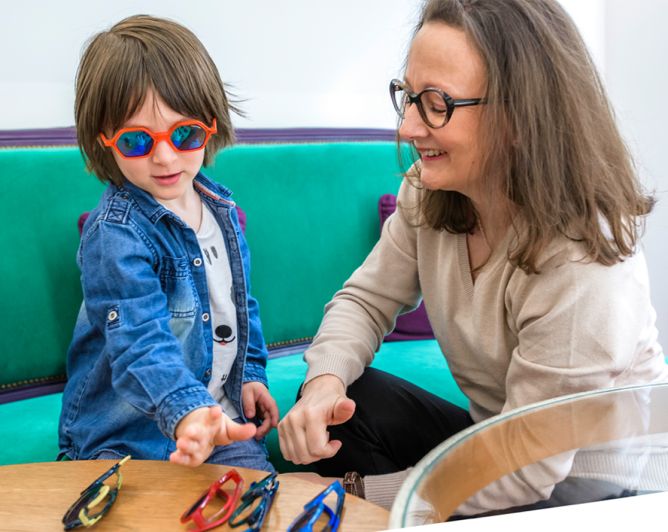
[278,0,667,514]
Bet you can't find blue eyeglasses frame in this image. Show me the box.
[287,480,346,532]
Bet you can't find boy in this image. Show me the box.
[58,15,277,470]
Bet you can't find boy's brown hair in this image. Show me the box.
[404,0,654,272]
[75,14,238,186]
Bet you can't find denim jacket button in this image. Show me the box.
[107,310,118,321]
[202,312,210,322]
[193,257,203,267]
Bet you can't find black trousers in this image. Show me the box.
[310,367,474,477]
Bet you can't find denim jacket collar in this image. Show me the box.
[118,173,236,226]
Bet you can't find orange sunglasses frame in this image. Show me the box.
[99,118,217,160]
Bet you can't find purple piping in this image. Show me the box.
[0,127,397,148]
[0,343,308,403]
[0,340,307,402]
[0,382,66,405]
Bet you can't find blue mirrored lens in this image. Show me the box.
[171,125,206,151]
[117,131,153,157]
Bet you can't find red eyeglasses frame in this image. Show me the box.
[99,118,217,160]
[180,468,244,532]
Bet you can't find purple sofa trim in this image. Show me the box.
[0,341,305,404]
[267,341,312,359]
[0,381,66,405]
[0,127,397,148]
[0,339,305,404]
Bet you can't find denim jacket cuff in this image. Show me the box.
[158,386,217,439]
[243,362,269,388]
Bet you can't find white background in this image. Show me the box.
[1,0,666,348]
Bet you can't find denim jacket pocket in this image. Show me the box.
[159,256,198,318]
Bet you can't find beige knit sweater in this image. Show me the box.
[303,179,667,512]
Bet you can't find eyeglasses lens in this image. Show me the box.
[232,492,265,527]
[420,90,448,128]
[63,484,116,530]
[390,81,449,128]
[171,124,207,151]
[289,506,316,531]
[117,130,154,157]
[62,490,96,529]
[315,506,338,532]
[182,490,209,520]
[391,84,408,118]
[199,489,232,524]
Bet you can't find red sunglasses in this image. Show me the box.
[99,118,217,159]
[180,469,244,532]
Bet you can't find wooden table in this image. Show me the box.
[0,460,389,531]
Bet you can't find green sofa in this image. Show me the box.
[0,128,466,472]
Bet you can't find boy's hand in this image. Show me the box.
[242,382,279,440]
[170,405,257,467]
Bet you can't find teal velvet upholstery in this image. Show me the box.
[0,131,465,470]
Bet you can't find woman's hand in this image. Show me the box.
[242,381,279,439]
[278,374,356,464]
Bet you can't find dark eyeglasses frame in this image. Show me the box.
[180,469,244,532]
[228,472,279,532]
[61,455,131,530]
[287,480,346,532]
[99,118,217,160]
[390,78,486,129]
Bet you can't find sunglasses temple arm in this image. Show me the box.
[98,132,114,147]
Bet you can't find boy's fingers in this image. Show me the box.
[254,416,272,439]
[208,405,223,423]
[267,401,280,426]
[221,420,257,444]
[244,403,256,419]
[169,450,191,466]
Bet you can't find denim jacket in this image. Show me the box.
[58,173,269,460]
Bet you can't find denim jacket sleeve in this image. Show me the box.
[232,206,270,387]
[80,216,216,439]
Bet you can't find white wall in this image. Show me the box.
[0,0,602,130]
[1,0,666,346]
[604,0,668,348]
[0,0,420,129]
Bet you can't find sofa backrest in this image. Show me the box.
[0,131,409,397]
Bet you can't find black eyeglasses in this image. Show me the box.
[228,472,279,532]
[62,455,131,530]
[389,79,486,129]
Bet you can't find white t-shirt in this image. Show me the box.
[197,204,239,419]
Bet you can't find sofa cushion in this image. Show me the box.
[0,142,408,396]
[379,194,435,342]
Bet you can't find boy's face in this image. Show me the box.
[107,89,206,210]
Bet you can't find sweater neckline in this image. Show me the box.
[457,225,514,296]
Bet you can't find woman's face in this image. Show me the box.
[399,22,487,200]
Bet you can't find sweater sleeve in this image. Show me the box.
[364,468,413,510]
[304,179,422,386]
